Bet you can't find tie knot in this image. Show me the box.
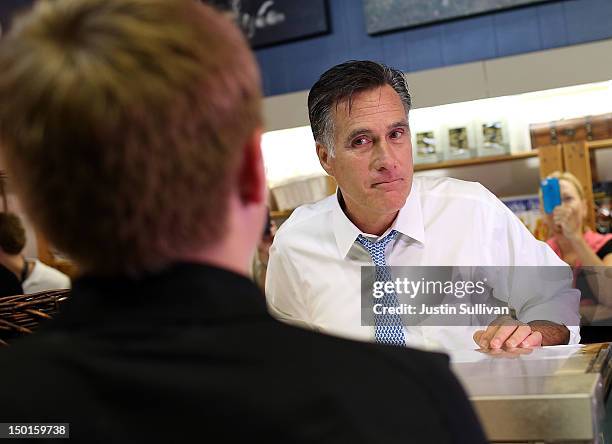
[357,230,397,265]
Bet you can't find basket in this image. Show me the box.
[0,289,70,346]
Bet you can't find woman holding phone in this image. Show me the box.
[543,171,612,342]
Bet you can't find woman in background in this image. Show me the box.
[544,171,612,342]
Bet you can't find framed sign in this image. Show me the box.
[0,0,33,37]
[363,0,550,35]
[206,0,329,48]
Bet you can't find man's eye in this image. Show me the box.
[389,129,404,139]
[352,137,370,147]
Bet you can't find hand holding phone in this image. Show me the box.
[541,177,561,214]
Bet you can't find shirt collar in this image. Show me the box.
[394,180,425,246]
[332,180,425,258]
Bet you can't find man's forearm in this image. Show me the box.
[528,320,570,345]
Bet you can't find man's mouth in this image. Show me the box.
[372,177,404,187]
[372,178,404,188]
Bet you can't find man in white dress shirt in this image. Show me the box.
[265,60,579,351]
[0,213,70,294]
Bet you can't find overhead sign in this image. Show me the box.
[206,0,329,48]
[363,0,551,35]
[1,1,330,48]
[0,0,33,37]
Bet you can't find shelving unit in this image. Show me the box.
[270,142,612,222]
[414,151,537,172]
[270,209,294,219]
[588,139,612,150]
[271,151,540,220]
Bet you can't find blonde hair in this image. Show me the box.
[546,171,585,200]
[0,0,262,274]
[541,170,590,234]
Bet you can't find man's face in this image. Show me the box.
[320,85,413,222]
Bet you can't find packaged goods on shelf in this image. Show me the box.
[270,174,329,212]
[476,119,511,157]
[413,129,443,164]
[443,123,476,161]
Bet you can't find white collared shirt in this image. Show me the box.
[265,176,580,352]
[23,259,71,294]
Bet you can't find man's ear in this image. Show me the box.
[238,128,266,205]
[316,142,334,176]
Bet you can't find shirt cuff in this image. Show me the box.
[567,325,581,345]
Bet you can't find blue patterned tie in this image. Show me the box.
[357,230,406,347]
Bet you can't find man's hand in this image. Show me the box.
[473,316,571,349]
[476,347,534,359]
[473,315,542,349]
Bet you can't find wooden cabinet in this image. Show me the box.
[538,139,612,231]
[530,113,612,148]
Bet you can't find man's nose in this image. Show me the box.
[371,139,397,171]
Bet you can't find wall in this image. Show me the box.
[256,0,612,97]
[263,38,612,131]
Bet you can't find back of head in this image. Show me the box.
[307,60,411,155]
[0,212,26,255]
[0,0,262,275]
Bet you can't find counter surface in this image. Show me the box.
[451,344,611,443]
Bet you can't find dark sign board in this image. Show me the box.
[0,0,33,37]
[205,0,329,48]
[1,1,329,48]
[364,0,550,35]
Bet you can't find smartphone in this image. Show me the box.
[541,177,561,214]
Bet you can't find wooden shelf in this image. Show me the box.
[270,209,294,219]
[414,151,538,172]
[587,138,612,150]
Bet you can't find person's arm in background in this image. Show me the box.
[553,205,612,307]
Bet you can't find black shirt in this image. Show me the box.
[596,239,612,258]
[0,263,23,297]
[0,263,486,443]
[578,238,612,343]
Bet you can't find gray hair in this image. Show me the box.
[307,60,411,157]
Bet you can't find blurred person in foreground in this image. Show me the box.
[0,1,486,442]
[0,213,70,293]
[544,171,612,342]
